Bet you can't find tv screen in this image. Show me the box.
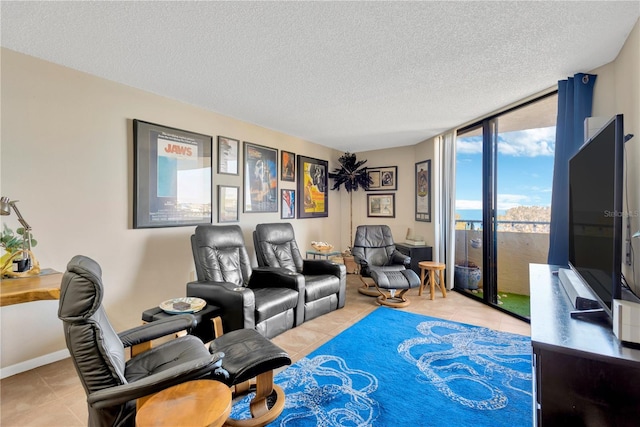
[568,114,624,316]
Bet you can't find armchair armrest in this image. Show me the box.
[249,267,304,293]
[88,353,223,409]
[118,314,197,348]
[187,280,256,332]
[391,250,411,267]
[302,259,346,278]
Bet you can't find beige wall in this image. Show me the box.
[0,49,351,374]
[591,18,640,297]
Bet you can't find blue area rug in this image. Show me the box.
[232,307,532,426]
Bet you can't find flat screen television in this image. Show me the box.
[568,114,624,317]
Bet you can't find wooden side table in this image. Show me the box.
[136,379,231,427]
[418,261,447,300]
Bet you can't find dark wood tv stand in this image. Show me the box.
[529,264,640,427]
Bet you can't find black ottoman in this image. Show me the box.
[209,328,291,427]
[142,304,221,343]
[369,268,420,308]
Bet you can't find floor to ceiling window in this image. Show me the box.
[454,92,558,320]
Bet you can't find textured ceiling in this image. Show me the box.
[1,1,638,152]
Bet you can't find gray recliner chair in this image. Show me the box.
[352,225,420,307]
[58,255,223,427]
[187,224,304,339]
[253,222,347,322]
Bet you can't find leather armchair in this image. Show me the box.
[253,222,346,322]
[352,225,420,307]
[187,224,304,338]
[58,255,223,427]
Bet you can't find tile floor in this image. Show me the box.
[0,274,530,426]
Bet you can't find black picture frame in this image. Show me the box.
[415,159,431,222]
[281,150,295,181]
[367,166,398,191]
[217,136,239,175]
[297,155,328,218]
[218,185,239,223]
[367,193,395,218]
[243,141,278,213]
[133,119,212,228]
[281,189,295,219]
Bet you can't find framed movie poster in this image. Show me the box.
[415,159,431,222]
[297,155,328,218]
[281,150,295,181]
[218,185,239,223]
[367,166,397,191]
[281,189,295,219]
[133,119,212,228]
[243,141,278,213]
[217,136,239,175]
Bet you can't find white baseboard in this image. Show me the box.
[0,349,70,379]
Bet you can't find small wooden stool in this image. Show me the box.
[418,261,447,300]
[136,379,232,427]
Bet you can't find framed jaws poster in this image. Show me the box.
[133,119,212,228]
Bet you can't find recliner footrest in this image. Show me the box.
[370,269,420,290]
[209,328,291,385]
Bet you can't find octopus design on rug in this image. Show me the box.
[229,354,379,426]
[397,320,532,410]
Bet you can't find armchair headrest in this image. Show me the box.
[58,255,104,322]
[353,225,395,249]
[195,224,246,248]
[254,223,295,245]
[192,224,252,284]
[253,223,302,272]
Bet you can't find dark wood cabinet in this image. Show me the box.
[395,243,432,276]
[529,264,640,427]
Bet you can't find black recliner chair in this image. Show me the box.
[352,224,420,307]
[187,224,304,339]
[58,255,223,427]
[253,222,347,322]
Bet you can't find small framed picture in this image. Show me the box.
[367,166,397,191]
[367,193,395,218]
[281,150,295,181]
[281,189,295,219]
[217,136,239,175]
[218,185,239,223]
[243,141,278,213]
[415,160,431,222]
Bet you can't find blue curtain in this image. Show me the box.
[547,73,597,266]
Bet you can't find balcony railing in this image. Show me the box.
[454,219,551,296]
[455,219,550,233]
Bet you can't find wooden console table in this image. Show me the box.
[530,263,640,426]
[0,269,62,306]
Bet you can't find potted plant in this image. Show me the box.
[1,224,37,276]
[454,260,482,290]
[328,152,372,253]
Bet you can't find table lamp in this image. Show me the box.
[0,196,33,271]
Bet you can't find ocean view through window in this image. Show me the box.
[454,92,558,319]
